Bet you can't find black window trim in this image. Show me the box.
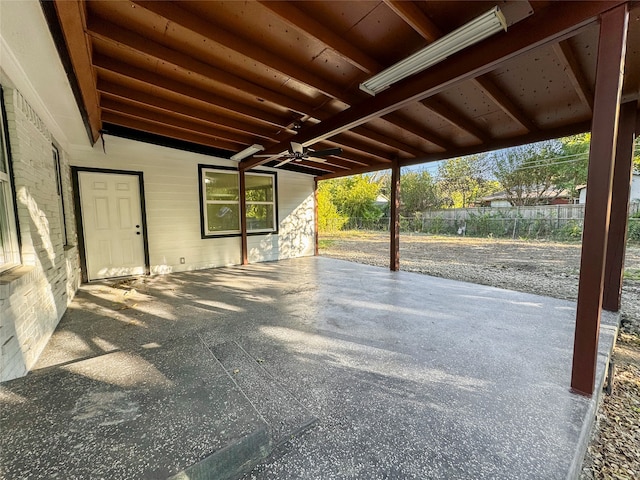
[198,164,279,239]
[52,144,68,247]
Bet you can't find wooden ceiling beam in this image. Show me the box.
[242,0,619,171]
[472,76,538,133]
[421,97,490,143]
[380,113,451,151]
[390,0,538,136]
[330,134,395,163]
[102,111,242,152]
[317,162,394,181]
[87,18,317,117]
[259,0,450,156]
[52,0,101,142]
[278,159,338,173]
[101,98,254,146]
[258,1,382,75]
[383,0,441,42]
[98,80,277,140]
[552,40,594,112]
[314,140,383,166]
[349,126,424,157]
[93,54,291,129]
[400,119,593,168]
[132,1,352,104]
[306,155,361,170]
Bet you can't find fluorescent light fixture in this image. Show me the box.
[230,144,264,161]
[360,6,507,96]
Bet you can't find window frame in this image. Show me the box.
[244,171,278,234]
[52,144,68,246]
[0,88,20,273]
[198,164,278,239]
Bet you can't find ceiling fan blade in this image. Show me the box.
[308,147,342,157]
[290,142,304,154]
[307,157,327,163]
[275,158,294,167]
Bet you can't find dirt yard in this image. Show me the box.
[320,232,640,480]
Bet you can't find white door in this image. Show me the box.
[78,171,146,281]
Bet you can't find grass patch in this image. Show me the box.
[624,268,640,281]
[318,239,336,249]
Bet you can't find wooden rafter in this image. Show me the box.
[87,18,316,116]
[258,0,381,74]
[421,97,490,143]
[132,1,346,103]
[53,0,101,142]
[552,40,595,112]
[383,0,441,42]
[388,0,537,135]
[93,55,290,129]
[382,113,450,151]
[472,76,538,133]
[90,10,427,160]
[242,1,620,171]
[101,98,254,146]
[102,111,240,151]
[350,127,424,158]
[400,121,593,169]
[257,0,444,154]
[97,80,278,139]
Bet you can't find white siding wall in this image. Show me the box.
[579,174,640,205]
[70,136,315,274]
[631,174,640,203]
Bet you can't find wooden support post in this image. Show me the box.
[571,5,628,396]
[603,102,638,312]
[314,178,319,256]
[390,160,400,271]
[239,169,248,265]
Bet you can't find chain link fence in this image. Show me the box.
[323,204,640,242]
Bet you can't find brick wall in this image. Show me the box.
[0,88,80,382]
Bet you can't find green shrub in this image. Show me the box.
[628,218,640,242]
[555,220,583,240]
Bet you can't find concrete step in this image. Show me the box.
[210,341,317,446]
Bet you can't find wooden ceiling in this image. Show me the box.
[47,1,640,178]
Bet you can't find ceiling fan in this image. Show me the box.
[254,142,342,167]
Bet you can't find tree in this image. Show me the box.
[554,134,590,197]
[317,182,347,232]
[321,174,383,219]
[488,137,589,206]
[399,170,440,215]
[436,155,488,208]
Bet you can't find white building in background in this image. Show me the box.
[578,173,640,208]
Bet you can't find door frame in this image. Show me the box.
[72,166,151,283]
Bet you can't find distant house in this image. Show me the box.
[479,188,573,207]
[374,194,390,208]
[577,173,640,205]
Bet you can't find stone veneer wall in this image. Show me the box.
[0,87,80,382]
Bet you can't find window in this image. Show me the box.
[200,166,277,237]
[52,145,68,246]
[0,92,19,272]
[203,169,240,234]
[245,172,276,232]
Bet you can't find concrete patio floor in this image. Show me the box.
[0,257,618,479]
